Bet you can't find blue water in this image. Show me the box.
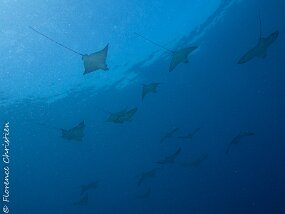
[1,0,284,213]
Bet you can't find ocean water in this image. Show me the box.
[0,0,284,213]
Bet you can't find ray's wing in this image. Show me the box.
[169,51,181,72]
[265,31,279,47]
[177,136,189,139]
[136,188,151,199]
[137,175,145,186]
[225,143,233,154]
[172,147,181,158]
[156,159,166,164]
[158,148,181,164]
[169,47,197,72]
[62,120,85,141]
[73,120,85,130]
[180,154,208,167]
[171,127,180,135]
[226,135,240,154]
[182,46,198,56]
[238,43,260,64]
[123,107,138,122]
[142,85,148,100]
[142,84,159,100]
[80,185,88,196]
[74,194,88,206]
[192,128,201,136]
[70,120,85,134]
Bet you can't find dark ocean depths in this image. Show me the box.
[0,0,284,213]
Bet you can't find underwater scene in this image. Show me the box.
[0,0,284,213]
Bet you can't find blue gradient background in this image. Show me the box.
[0,0,284,213]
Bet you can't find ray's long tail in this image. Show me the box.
[29,26,84,56]
[134,32,174,53]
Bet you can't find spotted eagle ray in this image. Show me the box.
[226,131,255,154]
[36,120,85,141]
[135,33,198,72]
[73,194,88,206]
[238,11,279,64]
[142,83,160,100]
[107,107,138,124]
[157,148,181,165]
[137,167,160,186]
[160,127,180,143]
[80,181,99,196]
[30,27,109,74]
[177,128,201,141]
[179,153,208,167]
